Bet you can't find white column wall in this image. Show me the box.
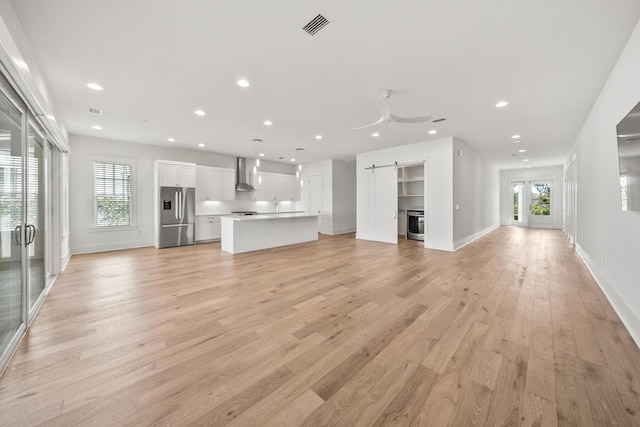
[331,159,357,235]
[452,138,500,248]
[567,17,640,345]
[356,137,455,251]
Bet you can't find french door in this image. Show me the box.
[511,180,553,228]
[0,72,52,373]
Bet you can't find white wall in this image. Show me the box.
[567,18,640,345]
[331,159,357,234]
[297,159,356,235]
[69,134,295,253]
[300,159,333,234]
[452,139,500,248]
[499,165,564,229]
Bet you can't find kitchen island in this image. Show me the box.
[220,213,320,254]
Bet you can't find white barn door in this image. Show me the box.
[372,166,398,244]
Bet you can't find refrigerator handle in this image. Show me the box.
[175,191,179,219]
[181,191,186,220]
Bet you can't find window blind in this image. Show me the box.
[94,162,132,227]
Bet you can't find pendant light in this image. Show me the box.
[296,148,305,185]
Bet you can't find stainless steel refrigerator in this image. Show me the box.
[158,186,195,248]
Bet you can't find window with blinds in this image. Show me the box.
[94,161,132,227]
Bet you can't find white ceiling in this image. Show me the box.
[10,0,640,168]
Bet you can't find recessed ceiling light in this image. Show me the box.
[518,149,526,153]
[87,83,103,91]
[496,101,509,108]
[372,132,379,137]
[513,140,521,144]
[523,159,530,162]
[198,143,205,147]
[195,110,206,116]
[259,153,265,157]
[428,130,437,135]
[237,79,250,88]
[512,134,521,139]
[290,158,296,162]
[264,120,272,126]
[168,138,175,142]
[91,125,102,130]
[526,165,532,168]
[315,135,322,140]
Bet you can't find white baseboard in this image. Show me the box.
[576,244,640,349]
[323,227,356,236]
[61,251,71,271]
[71,240,152,255]
[453,223,500,251]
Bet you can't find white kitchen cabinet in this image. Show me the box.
[254,172,299,201]
[195,165,235,201]
[221,169,236,200]
[157,161,196,187]
[196,216,221,241]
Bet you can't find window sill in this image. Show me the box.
[89,225,137,233]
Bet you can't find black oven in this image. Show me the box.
[407,210,424,241]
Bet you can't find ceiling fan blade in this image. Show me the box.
[389,114,432,123]
[353,115,386,130]
[376,96,391,118]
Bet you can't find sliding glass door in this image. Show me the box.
[27,121,47,311]
[0,71,55,374]
[0,77,26,365]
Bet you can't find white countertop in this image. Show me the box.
[222,212,319,221]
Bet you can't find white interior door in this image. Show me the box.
[372,166,398,244]
[308,174,322,231]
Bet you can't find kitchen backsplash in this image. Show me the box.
[196,192,303,215]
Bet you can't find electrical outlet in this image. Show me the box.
[455,204,459,210]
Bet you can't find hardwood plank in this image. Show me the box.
[469,350,503,390]
[485,341,529,426]
[310,304,428,400]
[522,390,558,427]
[447,380,493,427]
[263,389,324,427]
[370,364,438,426]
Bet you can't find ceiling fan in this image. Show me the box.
[353,90,432,129]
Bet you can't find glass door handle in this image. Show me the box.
[27,225,36,245]
[14,225,21,246]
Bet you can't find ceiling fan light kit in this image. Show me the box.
[354,89,432,129]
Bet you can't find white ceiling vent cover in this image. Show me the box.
[303,14,330,36]
[88,107,102,115]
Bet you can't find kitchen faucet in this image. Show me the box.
[274,201,279,215]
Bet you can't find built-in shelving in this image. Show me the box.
[397,164,424,202]
[397,164,424,236]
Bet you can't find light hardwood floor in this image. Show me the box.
[1,227,639,426]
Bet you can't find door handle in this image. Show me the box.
[26,225,35,245]
[29,225,36,244]
[14,225,21,246]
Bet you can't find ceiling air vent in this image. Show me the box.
[88,107,102,115]
[303,14,330,36]
[432,118,446,123]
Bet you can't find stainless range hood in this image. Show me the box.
[235,157,255,192]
